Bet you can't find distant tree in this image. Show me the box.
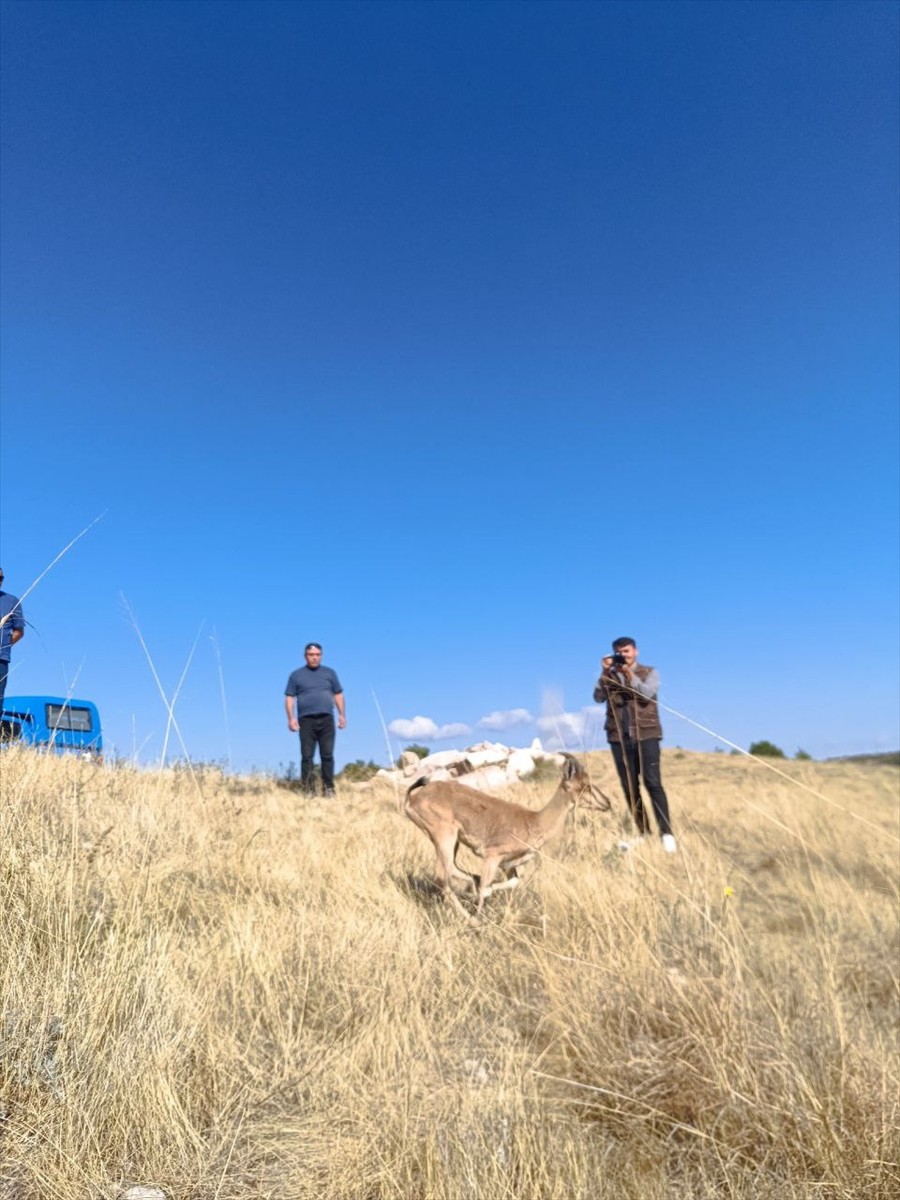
[794,748,812,761]
[396,743,430,765]
[749,740,786,759]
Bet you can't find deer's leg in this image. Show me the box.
[432,833,478,918]
[476,856,503,915]
[435,837,475,893]
[486,867,520,895]
[488,849,536,894]
[449,849,477,894]
[431,832,457,889]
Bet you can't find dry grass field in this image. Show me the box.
[1,746,898,1199]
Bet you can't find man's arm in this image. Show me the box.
[334,690,346,729]
[619,666,659,701]
[593,655,616,703]
[0,599,24,645]
[285,694,299,732]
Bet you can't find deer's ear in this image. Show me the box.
[563,755,581,782]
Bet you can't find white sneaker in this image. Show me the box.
[617,836,644,852]
[661,834,678,854]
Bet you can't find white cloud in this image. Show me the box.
[477,707,534,731]
[535,708,604,750]
[388,715,472,742]
[535,686,605,750]
[388,716,438,740]
[436,722,473,740]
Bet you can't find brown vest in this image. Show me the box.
[600,663,663,743]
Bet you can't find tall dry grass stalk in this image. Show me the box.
[1,748,897,1198]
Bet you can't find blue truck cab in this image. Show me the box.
[1,695,103,760]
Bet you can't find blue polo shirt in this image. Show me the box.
[0,591,24,662]
[285,665,343,717]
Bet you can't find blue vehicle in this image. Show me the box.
[0,695,103,760]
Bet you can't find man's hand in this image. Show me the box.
[602,655,632,681]
[288,717,299,733]
[337,714,346,730]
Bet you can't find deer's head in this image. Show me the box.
[559,753,613,812]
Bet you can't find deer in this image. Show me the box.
[403,753,612,921]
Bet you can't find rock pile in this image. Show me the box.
[376,738,564,792]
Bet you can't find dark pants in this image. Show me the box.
[0,661,9,715]
[610,738,673,837]
[299,713,336,794]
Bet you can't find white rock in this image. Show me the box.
[419,749,471,770]
[388,739,569,792]
[506,749,536,780]
[447,760,473,777]
[465,746,510,769]
[465,740,510,756]
[456,765,510,792]
[398,750,421,776]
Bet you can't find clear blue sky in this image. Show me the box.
[2,0,897,771]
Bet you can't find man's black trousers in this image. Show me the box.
[299,713,336,794]
[610,738,673,836]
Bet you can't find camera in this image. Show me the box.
[611,651,627,667]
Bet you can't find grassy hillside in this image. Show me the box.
[1,748,898,1199]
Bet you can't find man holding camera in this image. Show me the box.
[593,637,676,852]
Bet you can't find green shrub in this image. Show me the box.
[396,743,430,765]
[749,739,786,758]
[338,759,382,782]
[795,748,812,761]
[528,757,562,783]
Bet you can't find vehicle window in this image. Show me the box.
[46,704,94,732]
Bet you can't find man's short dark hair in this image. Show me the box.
[305,642,322,652]
[612,637,636,650]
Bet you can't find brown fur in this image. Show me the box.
[404,754,611,921]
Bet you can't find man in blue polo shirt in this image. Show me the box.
[0,567,26,713]
[284,642,346,796]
